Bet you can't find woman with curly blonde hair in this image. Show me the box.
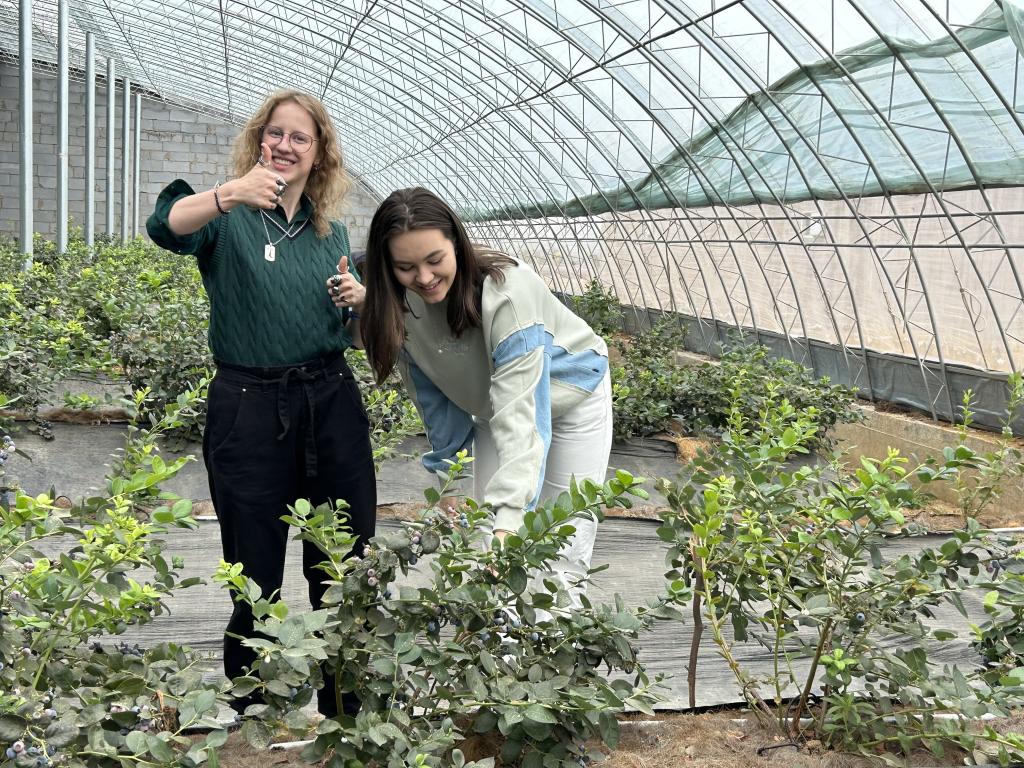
[147,90,375,721]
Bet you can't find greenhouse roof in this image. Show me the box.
[4,0,1024,422]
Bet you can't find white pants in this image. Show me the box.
[473,371,613,606]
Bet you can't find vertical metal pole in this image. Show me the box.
[133,94,141,238]
[120,77,131,242]
[19,0,33,266]
[85,33,95,252]
[105,58,115,237]
[57,0,69,253]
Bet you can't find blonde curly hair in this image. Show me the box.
[231,90,349,238]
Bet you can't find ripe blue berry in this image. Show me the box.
[854,612,865,623]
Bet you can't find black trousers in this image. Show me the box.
[204,351,376,718]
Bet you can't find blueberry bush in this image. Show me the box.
[656,373,1024,764]
[215,455,678,767]
[0,384,231,768]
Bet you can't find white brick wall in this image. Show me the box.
[0,63,379,249]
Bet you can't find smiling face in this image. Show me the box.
[261,100,319,188]
[388,228,458,304]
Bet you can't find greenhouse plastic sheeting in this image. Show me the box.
[2,0,1023,418]
[484,1,1024,218]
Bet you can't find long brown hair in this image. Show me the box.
[231,90,349,238]
[362,187,514,383]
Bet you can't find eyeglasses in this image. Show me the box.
[261,124,317,154]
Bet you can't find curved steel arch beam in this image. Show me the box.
[763,0,997,416]
[389,0,694,315]
[67,0,598,290]
[911,1,1024,358]
[514,0,765,348]
[660,0,950,407]
[485,0,746,344]
[844,0,1017,375]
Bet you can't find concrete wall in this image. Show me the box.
[0,63,378,249]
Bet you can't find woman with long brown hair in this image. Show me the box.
[337,187,612,605]
[147,90,375,720]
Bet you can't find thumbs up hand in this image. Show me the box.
[223,142,288,210]
[327,254,366,310]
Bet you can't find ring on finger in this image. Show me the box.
[330,285,341,296]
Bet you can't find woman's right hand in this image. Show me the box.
[221,143,287,210]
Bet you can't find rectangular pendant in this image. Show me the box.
[264,244,276,262]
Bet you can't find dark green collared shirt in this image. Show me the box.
[147,179,356,367]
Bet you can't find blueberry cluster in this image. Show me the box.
[2,739,60,766]
[109,702,158,736]
[116,642,145,657]
[0,434,14,465]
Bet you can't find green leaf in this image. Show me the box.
[474,710,498,734]
[241,719,274,750]
[479,650,496,675]
[419,530,441,554]
[499,739,522,763]
[125,730,148,754]
[0,714,27,741]
[523,704,557,724]
[205,729,230,749]
[194,688,217,716]
[508,566,528,595]
[145,733,177,762]
[43,719,78,748]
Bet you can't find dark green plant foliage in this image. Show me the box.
[612,329,861,444]
[609,320,689,442]
[0,234,420,459]
[564,279,860,444]
[0,234,210,442]
[656,373,1024,765]
[566,280,624,340]
[0,385,230,767]
[217,457,677,768]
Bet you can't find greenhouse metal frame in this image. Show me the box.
[4,0,1024,428]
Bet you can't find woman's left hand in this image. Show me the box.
[327,255,365,309]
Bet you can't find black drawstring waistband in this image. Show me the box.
[276,366,319,476]
[214,352,349,478]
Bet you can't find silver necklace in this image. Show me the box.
[260,210,309,262]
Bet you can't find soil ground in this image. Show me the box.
[197,708,1015,767]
